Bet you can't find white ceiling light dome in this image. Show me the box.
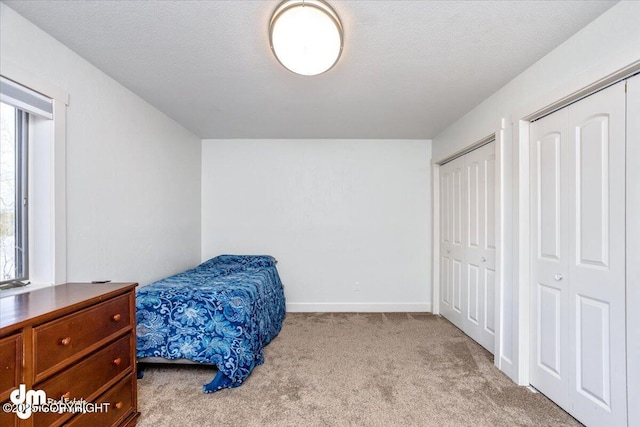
[269,0,344,76]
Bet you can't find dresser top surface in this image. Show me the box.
[0,282,137,333]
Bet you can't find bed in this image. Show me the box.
[135,255,286,393]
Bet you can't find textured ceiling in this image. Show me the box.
[3,0,617,139]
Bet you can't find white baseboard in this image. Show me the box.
[286,302,432,313]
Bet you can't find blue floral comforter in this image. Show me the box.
[135,255,286,392]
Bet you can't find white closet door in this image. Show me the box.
[567,82,626,427]
[530,107,570,408]
[440,142,495,353]
[530,81,626,427]
[440,155,465,326]
[462,142,496,352]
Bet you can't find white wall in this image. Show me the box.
[202,139,432,312]
[0,3,202,286]
[431,1,640,383]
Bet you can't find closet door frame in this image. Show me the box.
[513,63,640,425]
[432,122,507,370]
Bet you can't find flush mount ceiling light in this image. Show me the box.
[269,0,344,76]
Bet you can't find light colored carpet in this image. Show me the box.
[137,313,581,426]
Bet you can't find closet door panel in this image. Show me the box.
[440,156,465,325]
[451,157,465,320]
[484,268,496,334]
[529,107,570,408]
[440,164,452,310]
[575,115,609,267]
[568,81,626,427]
[452,162,463,246]
[461,141,496,352]
[486,155,496,251]
[466,155,482,329]
[480,145,497,343]
[452,259,462,313]
[467,160,481,249]
[538,132,562,260]
[467,264,480,324]
[538,284,562,376]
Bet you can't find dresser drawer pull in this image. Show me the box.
[115,402,123,409]
[112,357,122,366]
[60,337,72,346]
[112,313,121,322]
[61,391,71,400]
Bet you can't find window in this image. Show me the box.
[0,76,54,288]
[0,102,28,284]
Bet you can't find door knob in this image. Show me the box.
[481,257,486,263]
[446,249,451,254]
[554,273,563,281]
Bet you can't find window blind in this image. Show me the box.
[0,76,53,119]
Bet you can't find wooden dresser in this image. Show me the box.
[0,283,139,427]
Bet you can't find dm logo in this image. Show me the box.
[9,384,46,419]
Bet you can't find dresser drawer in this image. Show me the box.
[33,333,133,427]
[33,293,131,382]
[0,333,22,401]
[67,374,137,427]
